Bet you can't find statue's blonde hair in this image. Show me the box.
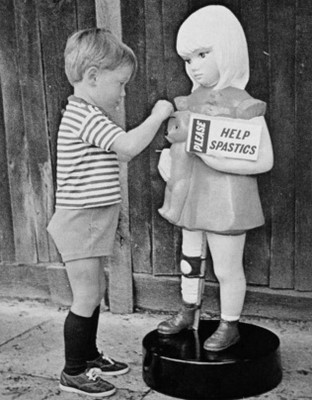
[176,6,249,91]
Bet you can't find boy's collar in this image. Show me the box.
[68,95,97,108]
[68,95,114,120]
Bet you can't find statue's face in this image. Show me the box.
[166,111,191,143]
[182,48,220,88]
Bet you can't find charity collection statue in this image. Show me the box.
[157,5,274,352]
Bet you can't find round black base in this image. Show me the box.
[142,320,282,400]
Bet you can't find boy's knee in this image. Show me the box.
[74,292,102,312]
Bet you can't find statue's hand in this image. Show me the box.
[236,99,266,119]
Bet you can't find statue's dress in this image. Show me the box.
[158,86,267,233]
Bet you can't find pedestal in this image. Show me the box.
[142,320,282,399]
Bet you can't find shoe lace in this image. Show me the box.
[100,353,115,365]
[86,368,101,381]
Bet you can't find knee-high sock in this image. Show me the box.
[63,311,92,375]
[87,305,101,361]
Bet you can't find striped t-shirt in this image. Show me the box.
[55,96,126,209]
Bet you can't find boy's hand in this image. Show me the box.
[152,100,174,121]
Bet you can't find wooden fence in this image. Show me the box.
[120,0,312,306]
[1,0,312,317]
[0,0,96,266]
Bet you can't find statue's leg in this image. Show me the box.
[157,230,204,335]
[203,232,246,351]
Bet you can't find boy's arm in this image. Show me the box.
[111,100,173,162]
[197,116,274,175]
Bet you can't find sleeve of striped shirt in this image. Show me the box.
[78,111,126,151]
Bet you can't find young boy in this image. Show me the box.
[47,28,173,398]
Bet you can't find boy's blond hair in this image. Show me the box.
[64,28,137,86]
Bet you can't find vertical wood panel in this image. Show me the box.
[144,0,183,276]
[268,0,296,288]
[188,0,241,17]
[0,0,97,265]
[240,0,271,286]
[144,0,170,274]
[151,0,191,275]
[0,1,38,263]
[77,0,96,27]
[37,0,76,187]
[37,0,95,188]
[37,0,92,262]
[1,0,309,300]
[295,0,312,291]
[121,0,153,273]
[15,0,55,262]
[96,0,133,313]
[0,85,15,263]
[118,0,312,296]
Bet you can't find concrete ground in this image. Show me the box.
[0,298,311,400]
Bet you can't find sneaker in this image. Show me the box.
[87,353,130,376]
[59,368,116,398]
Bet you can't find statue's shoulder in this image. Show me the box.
[174,86,266,119]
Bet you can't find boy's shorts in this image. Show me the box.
[47,204,120,263]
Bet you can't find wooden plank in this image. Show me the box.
[0,264,50,301]
[144,0,183,276]
[188,0,216,15]
[37,0,77,262]
[0,82,15,263]
[295,0,312,291]
[153,0,192,276]
[268,0,296,289]
[162,0,191,100]
[133,273,312,321]
[0,1,38,264]
[36,0,76,186]
[96,0,133,313]
[108,201,133,313]
[188,0,241,18]
[120,0,153,273]
[77,0,96,28]
[14,0,55,263]
[240,0,271,286]
[144,0,168,275]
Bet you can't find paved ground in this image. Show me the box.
[0,298,311,400]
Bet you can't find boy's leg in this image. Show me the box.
[87,305,101,361]
[64,257,103,375]
[74,259,129,376]
[60,257,116,397]
[66,257,103,317]
[87,261,107,361]
[204,233,246,351]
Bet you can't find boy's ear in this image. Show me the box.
[85,66,98,86]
